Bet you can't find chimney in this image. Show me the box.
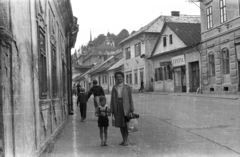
[171,11,180,16]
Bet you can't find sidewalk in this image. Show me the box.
[133,91,240,100]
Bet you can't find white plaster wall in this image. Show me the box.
[153,26,186,55]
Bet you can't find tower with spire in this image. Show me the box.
[88,29,94,48]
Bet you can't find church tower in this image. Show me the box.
[104,32,115,47]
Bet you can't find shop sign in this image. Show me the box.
[171,55,185,67]
[160,61,171,66]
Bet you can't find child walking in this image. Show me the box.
[95,96,111,146]
[77,88,88,122]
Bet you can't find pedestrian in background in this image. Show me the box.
[76,83,81,94]
[95,96,111,146]
[110,71,134,146]
[87,80,105,109]
[139,80,144,93]
[77,88,88,122]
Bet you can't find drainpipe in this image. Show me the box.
[195,44,202,93]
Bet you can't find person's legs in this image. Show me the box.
[99,127,104,146]
[104,126,108,146]
[82,103,86,120]
[123,127,129,145]
[119,127,125,145]
[80,103,83,120]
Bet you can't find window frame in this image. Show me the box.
[169,34,173,45]
[125,47,131,60]
[206,6,213,29]
[134,43,141,57]
[38,27,48,99]
[220,0,227,23]
[163,36,167,47]
[134,70,138,84]
[208,52,215,77]
[222,48,230,75]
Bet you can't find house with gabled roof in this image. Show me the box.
[119,11,200,92]
[88,52,123,93]
[149,22,201,93]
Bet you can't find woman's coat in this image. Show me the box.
[110,84,134,117]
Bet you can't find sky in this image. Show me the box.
[71,0,200,52]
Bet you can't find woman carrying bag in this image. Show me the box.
[110,71,134,146]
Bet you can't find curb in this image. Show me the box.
[136,92,239,100]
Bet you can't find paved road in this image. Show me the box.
[48,93,240,157]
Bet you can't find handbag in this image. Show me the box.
[127,118,138,133]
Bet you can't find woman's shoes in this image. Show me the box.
[119,141,128,146]
[119,141,124,145]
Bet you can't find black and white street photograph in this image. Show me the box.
[0,0,240,156]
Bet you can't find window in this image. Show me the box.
[126,72,132,84]
[169,35,173,44]
[52,45,58,98]
[125,47,131,59]
[163,37,167,47]
[220,0,227,23]
[62,60,66,96]
[105,75,107,84]
[155,67,163,81]
[134,43,141,57]
[109,76,112,86]
[222,48,229,74]
[164,65,173,80]
[38,28,48,99]
[208,52,215,76]
[134,70,138,84]
[207,6,213,29]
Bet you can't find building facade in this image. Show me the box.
[119,12,200,92]
[200,0,240,94]
[149,22,201,93]
[0,0,78,156]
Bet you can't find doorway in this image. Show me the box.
[174,66,186,92]
[191,61,200,92]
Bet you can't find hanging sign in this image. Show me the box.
[171,55,185,67]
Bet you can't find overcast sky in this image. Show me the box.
[71,0,200,52]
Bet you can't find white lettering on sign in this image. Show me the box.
[171,55,185,67]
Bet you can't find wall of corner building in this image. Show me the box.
[201,29,240,94]
[0,0,73,156]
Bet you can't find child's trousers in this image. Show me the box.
[80,103,87,119]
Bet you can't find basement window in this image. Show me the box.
[223,87,229,91]
[210,88,214,92]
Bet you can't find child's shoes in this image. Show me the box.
[101,141,104,146]
[104,141,108,146]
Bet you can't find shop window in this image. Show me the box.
[208,52,215,76]
[155,67,163,81]
[222,48,229,74]
[164,65,173,80]
[38,28,48,99]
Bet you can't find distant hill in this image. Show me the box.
[91,29,129,47]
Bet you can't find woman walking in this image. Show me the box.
[110,71,134,146]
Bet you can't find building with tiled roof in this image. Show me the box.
[119,11,200,92]
[149,22,201,93]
